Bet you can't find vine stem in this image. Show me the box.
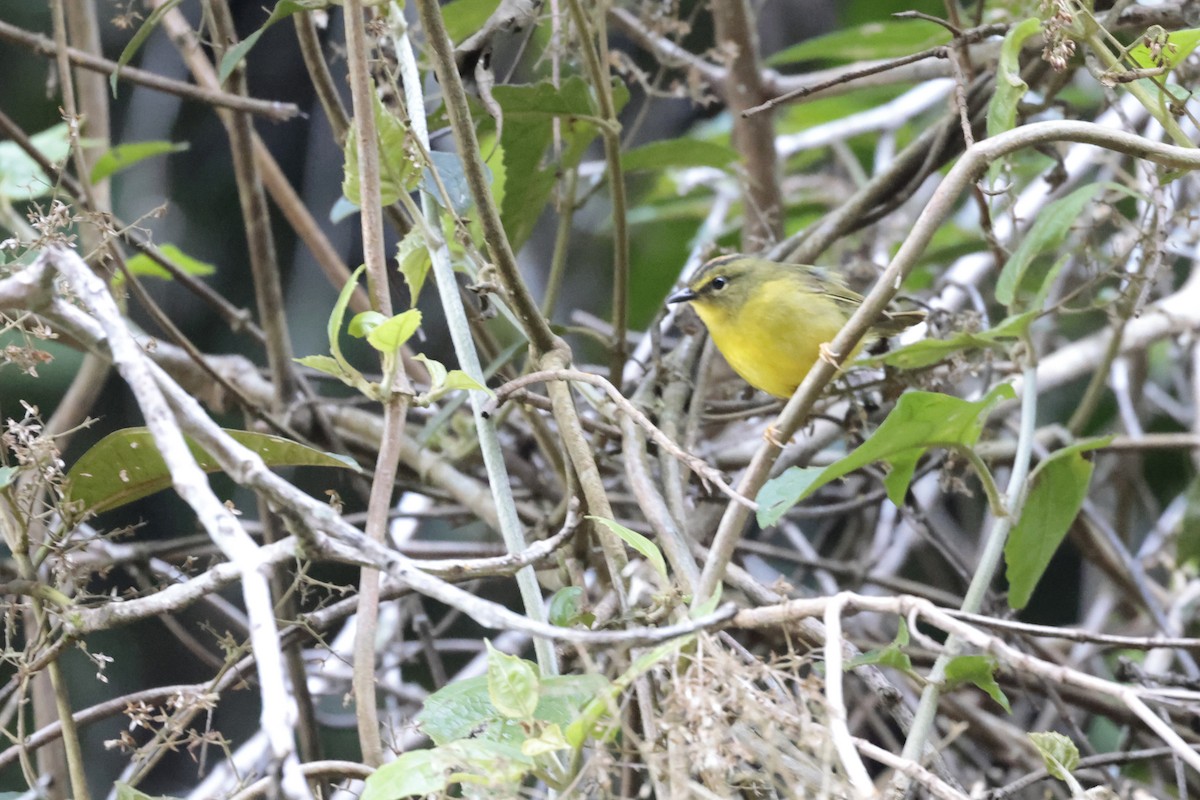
[890,357,1039,796]
[388,13,557,676]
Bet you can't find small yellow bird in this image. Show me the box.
[667,254,924,398]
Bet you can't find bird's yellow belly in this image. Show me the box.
[695,281,853,398]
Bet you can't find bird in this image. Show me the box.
[666,254,924,398]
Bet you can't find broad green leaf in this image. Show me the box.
[1126,27,1200,72]
[361,740,531,800]
[587,515,667,579]
[365,309,422,353]
[64,427,359,515]
[295,354,350,379]
[90,140,189,183]
[486,641,540,720]
[442,0,502,43]
[767,19,951,65]
[417,673,609,746]
[494,76,628,251]
[0,466,18,489]
[622,139,737,172]
[548,586,594,628]
[944,654,1010,712]
[414,354,448,388]
[996,183,1102,308]
[1028,731,1080,780]
[1005,439,1108,609]
[423,150,475,213]
[987,18,1041,138]
[124,243,216,280]
[342,89,419,207]
[396,231,432,307]
[756,385,1015,526]
[216,0,330,85]
[868,311,1037,369]
[348,310,387,339]
[442,370,490,394]
[112,0,186,96]
[0,124,69,201]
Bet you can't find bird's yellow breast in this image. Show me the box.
[691,277,854,398]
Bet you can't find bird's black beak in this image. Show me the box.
[667,287,697,304]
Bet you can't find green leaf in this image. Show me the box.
[548,586,594,628]
[868,311,1037,369]
[216,0,329,85]
[342,88,419,207]
[996,183,1102,308]
[0,123,70,201]
[847,619,914,673]
[622,139,738,172]
[987,18,1041,138]
[689,583,722,619]
[767,19,951,65]
[486,641,540,720]
[442,370,490,394]
[423,150,475,213]
[112,0,186,96]
[0,466,18,490]
[417,672,609,746]
[442,0,502,43]
[1178,475,1200,567]
[124,243,216,280]
[1126,27,1200,72]
[396,230,432,307]
[294,354,350,379]
[414,354,448,388]
[328,265,366,368]
[520,722,569,757]
[1005,438,1108,609]
[64,427,360,515]
[361,740,532,800]
[1028,731,1080,781]
[494,76,628,251]
[944,654,1010,712]
[90,140,189,183]
[586,515,667,579]
[365,309,422,353]
[756,385,1015,526]
[348,310,387,339]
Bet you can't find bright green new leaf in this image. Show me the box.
[847,619,914,673]
[1028,731,1080,781]
[1005,439,1108,609]
[365,309,422,353]
[944,654,1010,712]
[548,586,594,628]
[348,310,387,339]
[90,140,189,183]
[996,183,1102,308]
[442,370,490,394]
[520,723,569,757]
[486,641,540,720]
[64,427,359,515]
[756,385,1015,526]
[1126,27,1200,72]
[112,0,185,96]
[414,353,448,388]
[587,515,667,579]
[767,19,951,65]
[124,244,216,280]
[396,230,432,307]
[0,124,69,201]
[987,18,1041,138]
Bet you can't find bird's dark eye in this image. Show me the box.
[709,276,728,291]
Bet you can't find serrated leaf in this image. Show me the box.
[486,641,540,720]
[622,139,737,172]
[342,88,419,207]
[1005,439,1108,609]
[125,243,216,280]
[1028,731,1080,780]
[996,184,1102,308]
[944,654,1010,712]
[587,515,667,579]
[396,230,432,307]
[90,140,189,183]
[365,309,422,352]
[64,427,359,515]
[756,385,1015,526]
[0,124,69,201]
[987,18,1041,138]
[520,723,569,757]
[112,0,186,96]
